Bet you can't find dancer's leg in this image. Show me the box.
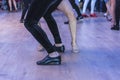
[24,0,62,65]
[82,0,89,14]
[8,0,12,11]
[57,0,79,53]
[90,0,96,14]
[43,14,65,52]
[12,0,18,11]
[20,0,30,23]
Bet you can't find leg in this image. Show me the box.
[44,14,65,52]
[111,0,120,30]
[57,0,79,53]
[115,6,120,26]
[12,0,17,11]
[82,0,90,17]
[24,0,62,65]
[110,0,115,26]
[20,1,30,23]
[8,0,12,11]
[104,0,112,21]
[69,0,83,19]
[105,0,111,15]
[90,0,97,17]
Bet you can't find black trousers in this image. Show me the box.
[20,0,32,20]
[69,0,82,17]
[115,0,120,26]
[24,0,62,53]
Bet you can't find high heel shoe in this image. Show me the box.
[90,13,97,17]
[82,14,89,18]
[36,55,61,65]
[54,45,65,53]
[71,43,80,53]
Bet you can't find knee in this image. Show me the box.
[67,12,76,22]
[24,20,33,29]
[24,19,37,26]
[24,20,38,29]
[24,20,29,27]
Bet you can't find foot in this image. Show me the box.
[14,9,18,12]
[76,16,83,20]
[82,14,89,17]
[54,45,65,53]
[36,55,61,65]
[72,43,80,53]
[90,13,97,17]
[104,13,107,17]
[111,25,119,30]
[72,46,80,53]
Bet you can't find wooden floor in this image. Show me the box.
[0,11,120,80]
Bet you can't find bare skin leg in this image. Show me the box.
[12,0,18,11]
[110,0,116,26]
[8,0,17,11]
[57,0,79,53]
[8,0,12,11]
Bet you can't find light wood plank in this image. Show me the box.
[0,11,120,80]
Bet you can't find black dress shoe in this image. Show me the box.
[111,25,119,30]
[54,45,65,53]
[36,55,61,65]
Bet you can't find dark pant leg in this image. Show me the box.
[69,0,82,17]
[44,14,62,44]
[20,2,29,20]
[24,21,55,53]
[115,1,120,26]
[24,0,61,53]
[20,0,31,20]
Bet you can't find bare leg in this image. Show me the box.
[104,1,112,21]
[8,0,12,11]
[12,0,18,11]
[110,0,116,26]
[57,0,79,53]
[106,1,111,15]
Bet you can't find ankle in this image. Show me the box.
[55,43,63,47]
[71,42,76,46]
[49,52,60,57]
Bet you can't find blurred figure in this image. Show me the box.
[111,0,120,30]
[1,0,8,10]
[8,0,18,11]
[104,0,112,21]
[82,0,97,17]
